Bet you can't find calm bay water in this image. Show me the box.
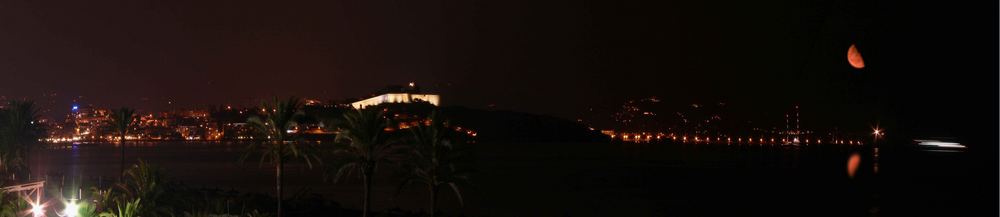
[27,141,985,216]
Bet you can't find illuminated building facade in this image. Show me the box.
[350,93,440,109]
[350,83,440,109]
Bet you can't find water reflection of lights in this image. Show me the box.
[873,147,879,174]
[847,152,861,178]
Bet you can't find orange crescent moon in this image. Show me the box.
[847,44,865,69]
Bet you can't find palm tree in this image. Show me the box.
[110,107,136,179]
[331,108,404,217]
[114,160,172,216]
[398,111,470,216]
[242,97,319,217]
[0,100,43,180]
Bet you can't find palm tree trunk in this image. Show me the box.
[23,143,31,181]
[277,153,284,217]
[119,135,125,181]
[363,166,373,217]
[429,184,438,217]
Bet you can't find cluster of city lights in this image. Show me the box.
[43,133,249,143]
[42,137,82,143]
[606,132,863,145]
[453,126,478,137]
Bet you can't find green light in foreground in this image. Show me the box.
[63,199,80,217]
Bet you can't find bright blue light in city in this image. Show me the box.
[72,105,79,111]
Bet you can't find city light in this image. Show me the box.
[872,126,884,141]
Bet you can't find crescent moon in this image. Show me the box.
[847,44,865,69]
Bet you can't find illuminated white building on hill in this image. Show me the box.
[350,82,440,109]
[350,93,440,109]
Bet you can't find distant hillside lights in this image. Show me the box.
[42,83,453,143]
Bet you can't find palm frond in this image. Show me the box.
[447,182,465,207]
[398,109,473,211]
[392,176,426,200]
[242,97,320,167]
[332,163,360,183]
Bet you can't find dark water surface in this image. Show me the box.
[29,141,990,216]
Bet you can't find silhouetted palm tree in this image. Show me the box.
[110,107,136,179]
[0,100,42,180]
[242,97,319,217]
[332,108,404,217]
[398,111,470,216]
[118,160,180,217]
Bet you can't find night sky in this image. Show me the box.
[0,0,995,139]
